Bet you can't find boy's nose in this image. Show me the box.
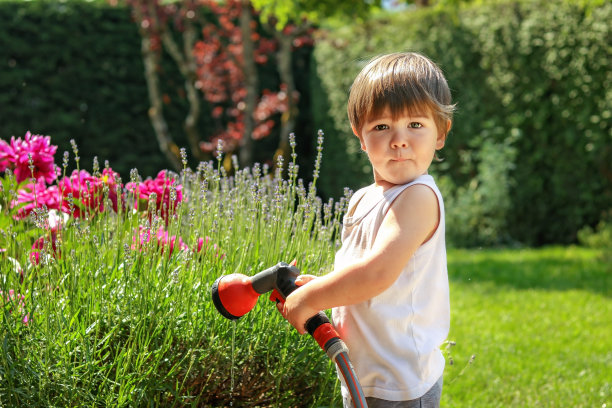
[391,133,409,149]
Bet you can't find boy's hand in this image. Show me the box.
[275,274,318,335]
[295,274,317,286]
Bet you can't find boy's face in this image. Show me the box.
[354,107,448,189]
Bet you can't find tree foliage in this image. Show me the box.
[251,0,382,28]
[125,0,314,168]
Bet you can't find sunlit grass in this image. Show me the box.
[442,247,611,408]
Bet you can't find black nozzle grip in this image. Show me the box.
[253,262,337,346]
[251,262,300,297]
[305,311,331,336]
[305,311,342,352]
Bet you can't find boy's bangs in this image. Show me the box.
[366,80,435,122]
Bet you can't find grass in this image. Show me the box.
[442,246,611,408]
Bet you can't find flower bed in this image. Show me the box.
[0,131,349,407]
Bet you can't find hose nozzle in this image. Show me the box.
[211,273,259,320]
[211,262,341,351]
[211,262,299,320]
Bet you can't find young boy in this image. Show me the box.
[280,52,454,407]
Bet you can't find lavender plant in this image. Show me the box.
[0,131,351,407]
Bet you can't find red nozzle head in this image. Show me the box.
[212,274,260,320]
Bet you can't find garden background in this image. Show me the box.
[0,0,610,407]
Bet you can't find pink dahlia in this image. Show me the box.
[131,228,224,259]
[132,226,188,258]
[99,167,122,213]
[126,170,183,221]
[58,168,121,218]
[195,236,225,259]
[0,131,58,184]
[30,227,60,265]
[12,178,62,219]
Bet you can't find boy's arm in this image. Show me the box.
[282,183,441,334]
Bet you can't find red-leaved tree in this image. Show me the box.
[123,0,310,169]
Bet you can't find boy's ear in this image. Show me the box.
[436,119,452,149]
[352,125,367,151]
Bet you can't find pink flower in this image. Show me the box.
[126,170,183,221]
[30,227,60,265]
[155,227,188,257]
[196,236,225,259]
[1,289,29,325]
[99,167,122,213]
[58,170,99,217]
[132,226,188,258]
[58,168,121,218]
[131,228,224,259]
[0,140,13,172]
[0,131,58,184]
[12,178,61,219]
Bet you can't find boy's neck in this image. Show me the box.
[373,171,429,191]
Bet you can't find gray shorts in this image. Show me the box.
[344,376,443,408]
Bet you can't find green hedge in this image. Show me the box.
[311,0,612,246]
[0,0,169,177]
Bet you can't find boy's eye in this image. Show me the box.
[374,124,389,131]
[409,122,423,129]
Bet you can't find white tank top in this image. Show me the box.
[332,174,450,401]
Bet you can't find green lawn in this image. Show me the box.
[442,246,611,408]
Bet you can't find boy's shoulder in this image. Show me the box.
[393,175,442,209]
[345,183,377,218]
[388,174,439,198]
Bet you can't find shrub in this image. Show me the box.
[578,210,612,262]
[441,127,518,247]
[0,0,169,178]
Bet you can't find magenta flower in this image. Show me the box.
[58,168,121,218]
[58,170,99,218]
[131,228,224,259]
[30,227,61,265]
[99,167,122,213]
[0,141,12,172]
[126,170,183,221]
[155,227,189,257]
[196,236,225,259]
[0,131,58,184]
[132,226,188,258]
[12,178,62,219]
